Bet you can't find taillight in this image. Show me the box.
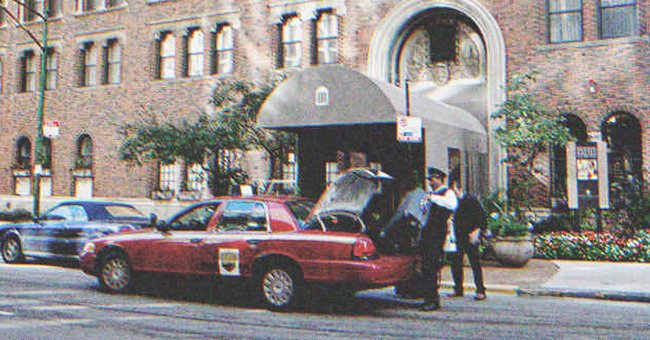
[352,236,378,260]
[117,226,134,233]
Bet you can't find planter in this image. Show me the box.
[491,237,534,267]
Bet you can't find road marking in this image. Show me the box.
[29,305,89,311]
[0,318,93,329]
[0,310,15,316]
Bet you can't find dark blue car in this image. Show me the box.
[1,201,149,263]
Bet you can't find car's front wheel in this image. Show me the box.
[256,262,302,311]
[1,235,25,264]
[98,251,134,293]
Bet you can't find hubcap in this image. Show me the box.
[262,268,294,306]
[102,257,130,291]
[3,239,19,261]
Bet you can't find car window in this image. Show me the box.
[320,212,363,233]
[216,201,268,232]
[45,205,88,222]
[104,205,144,218]
[285,200,314,223]
[169,203,220,231]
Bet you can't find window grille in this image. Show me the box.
[107,40,121,84]
[160,32,176,79]
[187,29,204,77]
[45,48,57,90]
[83,43,98,86]
[215,25,234,75]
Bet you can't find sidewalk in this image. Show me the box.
[439,259,650,303]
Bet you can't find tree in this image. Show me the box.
[119,79,293,196]
[491,73,573,212]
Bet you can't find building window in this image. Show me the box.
[106,0,124,8]
[213,24,234,75]
[187,28,204,77]
[16,137,31,169]
[82,42,98,86]
[76,134,93,169]
[548,0,583,43]
[158,32,175,79]
[325,161,339,185]
[79,0,101,12]
[45,48,57,90]
[159,162,180,193]
[185,163,206,191]
[0,0,7,26]
[22,0,44,22]
[282,152,297,181]
[280,16,302,68]
[315,86,329,106]
[48,0,62,17]
[105,39,121,84]
[20,50,37,93]
[599,0,636,39]
[315,12,338,64]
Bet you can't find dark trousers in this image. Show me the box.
[450,237,486,294]
[420,228,446,304]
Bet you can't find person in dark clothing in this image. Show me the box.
[419,167,457,311]
[448,179,488,301]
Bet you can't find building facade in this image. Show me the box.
[0,0,647,212]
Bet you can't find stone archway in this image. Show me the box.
[367,0,507,190]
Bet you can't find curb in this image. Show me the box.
[516,287,650,303]
[440,281,518,295]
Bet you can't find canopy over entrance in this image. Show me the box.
[258,65,486,156]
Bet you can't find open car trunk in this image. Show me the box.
[308,168,424,254]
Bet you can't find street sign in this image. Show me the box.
[43,120,60,138]
[396,115,422,143]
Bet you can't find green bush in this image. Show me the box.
[0,209,33,222]
[533,230,650,262]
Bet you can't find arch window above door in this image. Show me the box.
[76,134,93,169]
[16,137,31,170]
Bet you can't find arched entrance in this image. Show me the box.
[601,111,643,207]
[551,113,588,207]
[367,0,507,191]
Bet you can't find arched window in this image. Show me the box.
[551,114,587,200]
[16,137,31,170]
[601,111,643,206]
[76,134,93,169]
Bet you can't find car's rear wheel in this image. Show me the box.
[257,262,302,311]
[1,235,25,264]
[98,251,134,293]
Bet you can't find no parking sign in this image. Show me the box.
[43,120,60,139]
[396,115,422,143]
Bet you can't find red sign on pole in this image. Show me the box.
[43,120,60,138]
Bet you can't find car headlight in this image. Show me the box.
[81,242,96,255]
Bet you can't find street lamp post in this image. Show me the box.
[0,1,49,216]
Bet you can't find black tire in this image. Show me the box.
[98,251,135,293]
[256,261,302,311]
[1,235,25,264]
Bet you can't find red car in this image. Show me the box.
[80,169,416,311]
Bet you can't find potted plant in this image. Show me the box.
[484,193,534,267]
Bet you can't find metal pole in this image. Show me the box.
[404,77,410,117]
[32,5,48,217]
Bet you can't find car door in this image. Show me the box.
[21,204,87,257]
[194,200,271,277]
[139,202,220,274]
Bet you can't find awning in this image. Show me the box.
[257,65,487,153]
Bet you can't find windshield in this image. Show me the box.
[104,205,144,218]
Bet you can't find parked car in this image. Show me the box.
[0,201,150,263]
[79,168,416,311]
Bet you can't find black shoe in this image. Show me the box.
[446,291,464,298]
[419,302,441,311]
[474,292,487,301]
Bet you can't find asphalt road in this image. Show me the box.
[0,261,648,339]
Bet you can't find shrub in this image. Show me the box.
[0,209,34,222]
[533,230,650,262]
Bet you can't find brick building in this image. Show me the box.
[0,0,647,213]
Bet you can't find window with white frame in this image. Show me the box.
[281,16,302,68]
[548,0,583,43]
[325,162,339,185]
[159,32,175,79]
[159,162,180,193]
[214,25,234,75]
[282,152,297,181]
[316,12,338,64]
[599,0,636,39]
[82,43,98,86]
[21,50,37,92]
[45,48,57,90]
[185,163,206,191]
[106,39,121,84]
[187,29,204,77]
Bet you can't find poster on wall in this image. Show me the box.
[577,158,598,180]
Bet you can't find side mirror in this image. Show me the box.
[155,220,170,233]
[148,213,158,228]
